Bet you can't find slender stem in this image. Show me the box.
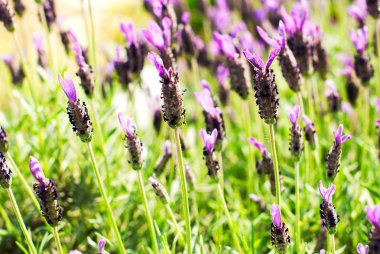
[52,227,64,254]
[0,204,16,233]
[86,142,126,254]
[191,57,199,90]
[173,128,192,254]
[137,170,159,253]
[12,32,36,106]
[7,188,37,254]
[216,183,244,253]
[164,203,184,243]
[326,232,331,254]
[304,75,315,121]
[5,152,40,214]
[88,0,98,74]
[269,124,281,206]
[243,100,255,195]
[295,161,301,253]
[331,234,336,254]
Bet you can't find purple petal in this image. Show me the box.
[200,80,211,91]
[376,120,380,127]
[243,49,264,70]
[120,22,136,47]
[213,32,236,60]
[277,21,286,49]
[280,6,295,35]
[181,12,190,25]
[318,180,335,203]
[367,206,380,228]
[162,17,171,48]
[143,21,165,50]
[194,88,219,117]
[216,64,229,85]
[200,129,217,152]
[164,140,171,155]
[67,29,78,43]
[118,112,136,138]
[265,47,280,71]
[73,43,86,67]
[98,239,106,254]
[58,72,77,102]
[302,115,313,128]
[350,26,368,53]
[257,26,278,48]
[33,34,44,53]
[320,250,326,254]
[288,105,300,125]
[376,98,380,115]
[147,52,168,78]
[270,204,282,228]
[29,156,45,183]
[357,243,369,254]
[248,137,267,156]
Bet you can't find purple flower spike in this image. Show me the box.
[357,243,369,254]
[213,32,237,60]
[143,20,166,50]
[120,22,136,47]
[147,52,168,79]
[318,180,336,204]
[118,112,136,138]
[200,129,218,152]
[194,88,219,118]
[33,34,44,54]
[288,105,300,125]
[333,124,351,146]
[302,115,313,128]
[350,26,368,53]
[98,239,106,254]
[243,49,264,70]
[29,156,45,183]
[73,43,85,67]
[248,137,267,156]
[58,72,77,102]
[270,204,282,228]
[366,206,380,229]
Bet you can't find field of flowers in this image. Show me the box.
[0,0,379,253]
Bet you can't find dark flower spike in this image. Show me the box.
[357,243,369,254]
[325,80,342,113]
[147,52,185,128]
[14,0,25,17]
[366,0,379,17]
[270,204,290,254]
[59,73,93,143]
[325,124,350,180]
[73,41,94,97]
[118,113,143,170]
[200,129,220,180]
[149,176,169,204]
[0,126,8,152]
[0,0,14,32]
[178,12,195,56]
[2,54,25,86]
[154,140,172,174]
[42,0,56,31]
[302,115,317,149]
[308,24,329,78]
[30,156,62,226]
[33,34,48,68]
[98,239,106,254]
[367,205,380,252]
[243,48,280,124]
[318,181,339,235]
[288,105,303,160]
[0,151,12,189]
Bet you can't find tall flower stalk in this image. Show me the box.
[148,52,191,253]
[58,73,125,254]
[0,152,37,254]
[244,48,281,206]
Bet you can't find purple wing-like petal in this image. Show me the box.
[118,112,136,138]
[257,26,278,48]
[143,21,165,50]
[270,204,282,228]
[58,72,77,102]
[73,43,86,67]
[302,115,313,128]
[243,49,264,70]
[357,243,369,254]
[147,52,168,78]
[162,17,171,48]
[181,12,190,25]
[288,105,300,125]
[248,137,267,156]
[98,239,106,254]
[265,47,280,71]
[120,22,136,47]
[29,156,45,183]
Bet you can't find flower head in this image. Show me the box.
[147,52,169,79]
[73,42,86,67]
[270,204,282,228]
[248,137,267,156]
[357,243,369,254]
[366,206,380,229]
[302,115,313,128]
[200,129,218,153]
[333,124,351,146]
[213,32,237,60]
[288,105,300,125]
[280,3,308,36]
[58,72,77,102]
[350,26,368,53]
[194,88,220,118]
[348,0,368,21]
[143,18,171,51]
[243,47,280,72]
[318,180,336,204]
[120,22,136,47]
[29,156,45,183]
[98,239,106,254]
[118,112,136,138]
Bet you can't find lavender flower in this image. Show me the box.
[0,126,8,153]
[367,206,380,252]
[216,64,230,106]
[318,181,339,234]
[148,52,185,128]
[325,124,350,180]
[302,115,317,149]
[178,12,195,56]
[288,106,303,160]
[270,204,290,254]
[249,193,266,211]
[59,73,93,143]
[30,156,62,226]
[98,239,106,254]
[73,42,94,97]
[194,85,225,150]
[308,25,329,78]
[200,129,220,180]
[149,175,169,204]
[33,34,48,68]
[213,32,250,99]
[154,140,172,174]
[113,46,131,88]
[207,0,232,33]
[118,113,143,170]
[325,80,342,113]
[350,26,374,85]
[338,53,360,106]
[376,99,380,160]
[348,0,368,27]
[0,151,11,189]
[258,21,302,92]
[42,0,56,31]
[185,162,196,188]
[357,243,369,254]
[244,47,280,124]
[0,0,14,32]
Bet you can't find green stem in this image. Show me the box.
[39,5,57,75]
[12,32,36,106]
[86,142,126,254]
[295,161,301,253]
[269,124,281,206]
[331,234,336,254]
[137,170,159,253]
[88,0,98,74]
[7,188,37,254]
[326,232,331,253]
[243,100,255,195]
[165,203,184,244]
[173,127,192,254]
[5,152,41,215]
[304,75,315,121]
[216,183,244,253]
[52,226,64,254]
